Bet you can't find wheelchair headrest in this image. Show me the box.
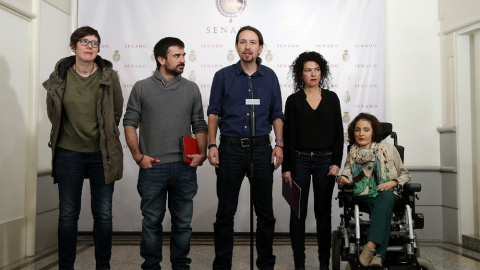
[381,122,392,140]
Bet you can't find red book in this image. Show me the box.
[182,136,198,164]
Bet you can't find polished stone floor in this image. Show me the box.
[2,235,480,270]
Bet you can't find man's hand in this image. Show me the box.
[271,146,283,170]
[208,147,220,168]
[188,154,206,167]
[137,155,160,169]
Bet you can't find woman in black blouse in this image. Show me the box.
[282,51,344,270]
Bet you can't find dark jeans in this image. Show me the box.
[290,151,335,268]
[54,147,114,270]
[137,162,198,270]
[357,190,398,259]
[213,142,276,270]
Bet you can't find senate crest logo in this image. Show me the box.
[189,50,197,63]
[189,71,197,82]
[342,112,351,124]
[113,50,121,62]
[343,91,351,104]
[342,50,350,62]
[227,50,235,62]
[265,50,273,62]
[216,0,247,23]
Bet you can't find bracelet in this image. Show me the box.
[392,179,400,190]
[275,137,284,142]
[275,144,283,149]
[208,144,217,149]
[136,154,145,164]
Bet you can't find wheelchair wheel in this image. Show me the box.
[331,230,341,270]
[417,257,435,270]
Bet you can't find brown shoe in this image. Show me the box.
[369,255,383,268]
[359,244,376,267]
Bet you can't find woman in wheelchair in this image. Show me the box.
[338,113,411,268]
[282,51,344,270]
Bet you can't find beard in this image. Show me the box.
[165,63,185,76]
[240,51,256,63]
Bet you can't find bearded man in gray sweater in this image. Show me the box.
[123,37,207,270]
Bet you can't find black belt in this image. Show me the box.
[221,135,270,148]
[295,150,332,157]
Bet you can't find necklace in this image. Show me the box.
[74,63,95,77]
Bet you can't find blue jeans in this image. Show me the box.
[290,151,335,268]
[213,142,276,270]
[137,162,198,270]
[54,147,114,270]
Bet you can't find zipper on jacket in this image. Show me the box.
[100,85,112,172]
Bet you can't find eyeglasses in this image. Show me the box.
[78,38,100,48]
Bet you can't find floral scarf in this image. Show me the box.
[350,142,390,197]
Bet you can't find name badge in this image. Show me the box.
[246,99,260,105]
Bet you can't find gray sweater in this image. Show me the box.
[123,70,207,164]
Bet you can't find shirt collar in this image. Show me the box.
[234,60,265,77]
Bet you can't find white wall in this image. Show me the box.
[384,0,444,241]
[438,0,480,242]
[35,0,73,252]
[0,1,34,266]
[0,0,75,266]
[37,1,72,170]
[386,0,441,166]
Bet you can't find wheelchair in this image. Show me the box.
[331,123,435,270]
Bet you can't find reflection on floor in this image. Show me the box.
[2,234,480,270]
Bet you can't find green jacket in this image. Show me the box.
[43,55,124,184]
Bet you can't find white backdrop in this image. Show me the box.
[77,0,385,232]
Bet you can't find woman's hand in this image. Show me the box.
[376,180,398,192]
[337,176,352,187]
[282,171,293,188]
[327,165,340,176]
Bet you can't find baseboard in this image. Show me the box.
[0,216,26,267]
[462,234,480,252]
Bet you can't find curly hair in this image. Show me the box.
[347,112,383,145]
[290,51,330,92]
[70,26,101,52]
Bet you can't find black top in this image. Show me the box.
[282,89,344,174]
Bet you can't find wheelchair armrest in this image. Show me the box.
[339,182,355,193]
[403,183,421,193]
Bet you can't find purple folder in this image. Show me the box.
[282,178,301,219]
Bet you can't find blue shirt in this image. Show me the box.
[207,61,284,138]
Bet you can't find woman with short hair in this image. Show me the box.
[43,26,123,270]
[338,112,411,268]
